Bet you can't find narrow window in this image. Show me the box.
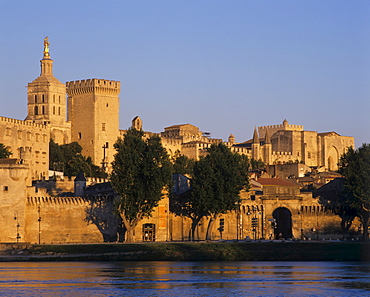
[35,95,37,103]
[53,106,55,115]
[102,123,106,131]
[58,107,61,115]
[53,94,55,103]
[42,106,45,115]
[18,130,22,139]
[78,132,82,139]
[42,94,45,103]
[34,106,38,115]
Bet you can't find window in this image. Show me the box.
[36,133,40,142]
[53,106,55,115]
[34,106,38,115]
[42,94,45,103]
[42,106,45,115]
[53,94,55,103]
[102,123,106,131]
[27,132,32,141]
[78,132,82,139]
[6,128,11,136]
[308,152,311,159]
[18,130,22,139]
[43,134,47,142]
[3,186,8,191]
[34,95,37,103]
[58,107,61,115]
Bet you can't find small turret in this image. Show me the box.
[74,172,86,197]
[228,133,235,144]
[132,116,143,130]
[264,129,271,144]
[252,127,259,144]
[252,127,260,160]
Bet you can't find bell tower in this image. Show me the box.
[26,37,67,128]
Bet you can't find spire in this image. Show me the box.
[40,37,53,76]
[253,127,259,144]
[264,129,271,144]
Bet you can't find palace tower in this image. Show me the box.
[66,79,120,171]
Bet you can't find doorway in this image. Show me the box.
[142,223,156,241]
[272,207,293,239]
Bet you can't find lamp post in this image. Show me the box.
[14,211,20,243]
[38,206,42,244]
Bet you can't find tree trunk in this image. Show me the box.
[125,226,135,242]
[190,216,202,241]
[360,211,370,240]
[205,215,217,241]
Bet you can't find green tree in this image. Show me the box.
[172,150,195,176]
[339,144,370,240]
[0,143,12,158]
[316,178,357,234]
[190,143,250,240]
[49,140,107,178]
[110,128,172,242]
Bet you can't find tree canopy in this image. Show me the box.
[190,143,250,240]
[172,150,195,176]
[0,143,12,159]
[339,144,370,240]
[49,140,107,178]
[110,128,172,242]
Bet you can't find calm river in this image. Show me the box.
[0,261,369,296]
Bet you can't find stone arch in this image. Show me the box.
[272,207,293,239]
[327,146,339,171]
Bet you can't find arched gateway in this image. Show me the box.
[273,207,293,239]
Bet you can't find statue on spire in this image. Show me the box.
[43,36,50,58]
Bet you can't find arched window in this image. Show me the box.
[53,106,55,115]
[59,95,61,103]
[42,106,45,115]
[58,107,61,115]
[53,95,55,103]
[34,106,38,115]
[34,95,37,103]
[42,94,45,103]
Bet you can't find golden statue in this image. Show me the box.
[43,37,50,57]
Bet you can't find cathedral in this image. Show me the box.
[0,38,356,243]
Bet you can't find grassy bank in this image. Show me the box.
[0,241,369,262]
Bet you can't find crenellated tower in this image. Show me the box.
[66,79,121,171]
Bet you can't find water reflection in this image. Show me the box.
[0,261,369,296]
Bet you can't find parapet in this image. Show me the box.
[66,78,120,96]
[1,116,47,129]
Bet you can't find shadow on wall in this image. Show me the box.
[85,195,125,242]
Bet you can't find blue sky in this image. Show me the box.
[1,1,369,147]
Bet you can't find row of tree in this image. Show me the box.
[110,128,250,242]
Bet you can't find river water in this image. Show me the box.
[0,261,369,296]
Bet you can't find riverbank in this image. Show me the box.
[0,241,368,262]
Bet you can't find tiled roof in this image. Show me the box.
[256,178,299,186]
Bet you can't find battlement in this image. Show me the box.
[27,196,89,205]
[66,78,120,96]
[0,116,47,129]
[259,123,304,131]
[258,120,304,138]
